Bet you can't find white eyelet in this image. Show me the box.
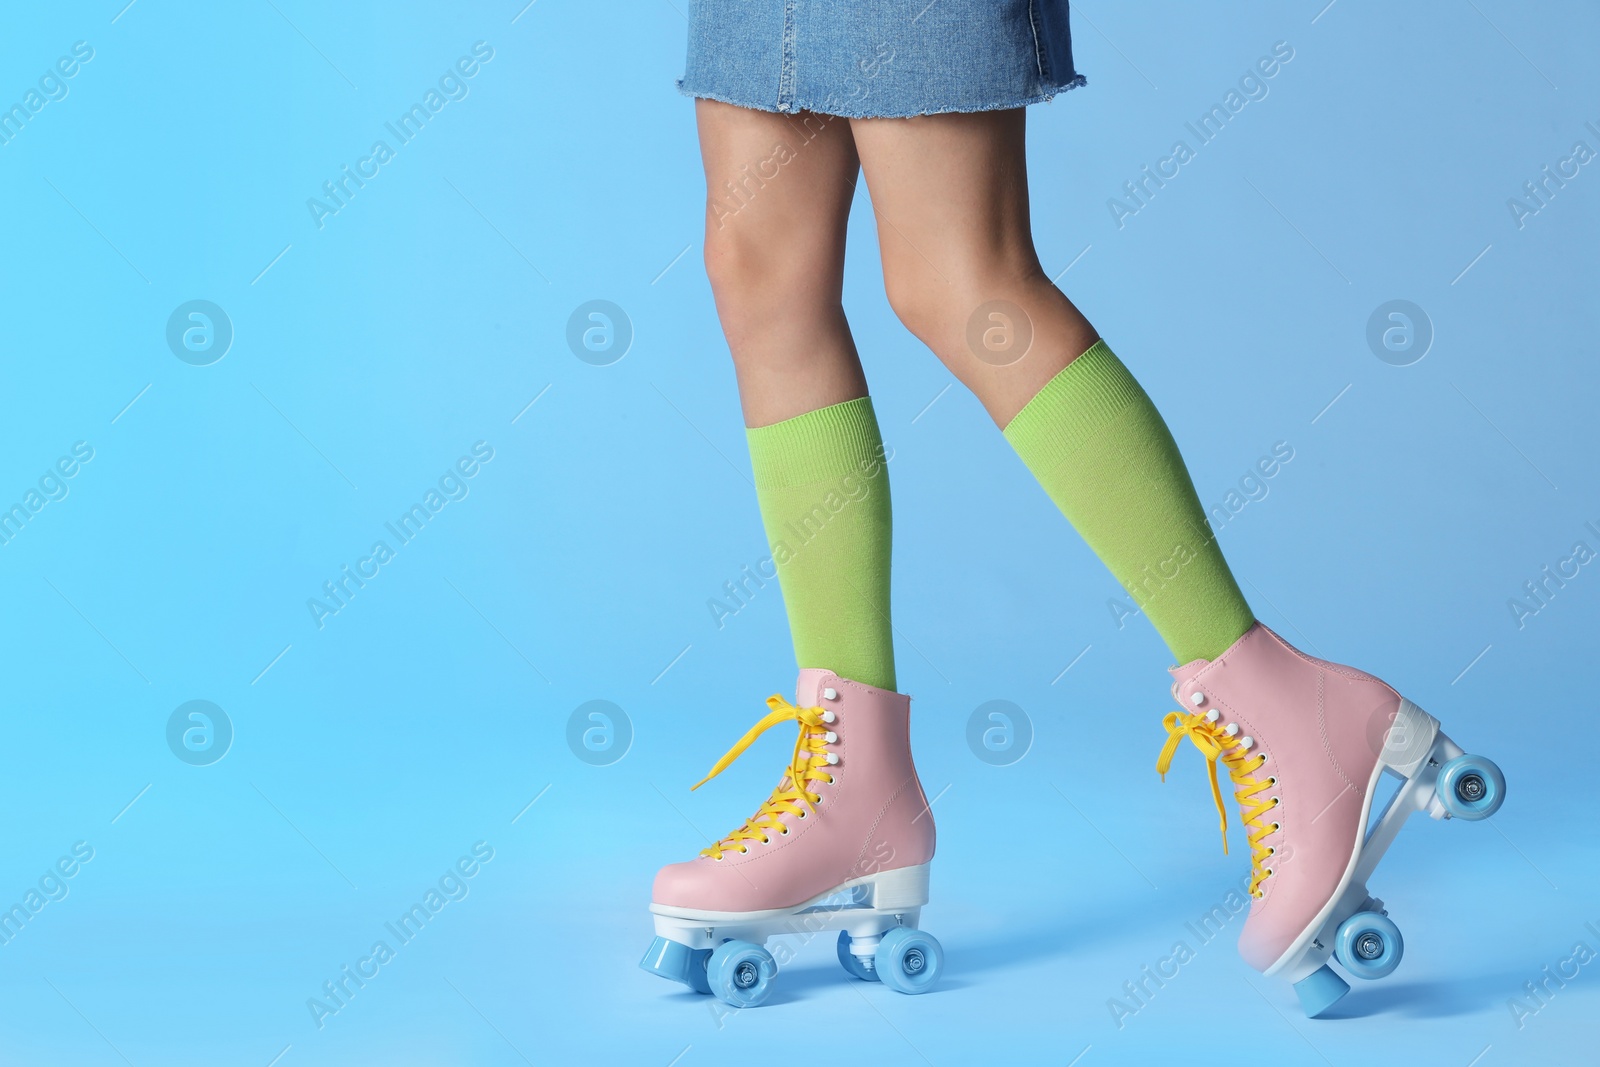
[1267,776,1277,785]
[1190,690,1205,706]
[823,687,839,700]
[779,826,789,835]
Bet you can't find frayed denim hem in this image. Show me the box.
[674,75,1087,119]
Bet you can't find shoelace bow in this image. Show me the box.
[692,695,836,860]
[1156,709,1280,897]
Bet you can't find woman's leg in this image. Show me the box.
[845,110,1514,1021]
[848,107,1253,665]
[696,99,895,689]
[643,106,936,983]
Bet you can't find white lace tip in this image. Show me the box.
[825,731,837,743]
[1204,709,1220,722]
[826,753,839,765]
[821,710,836,723]
[1189,690,1204,706]
[1240,736,1254,749]
[1225,723,1239,737]
[822,687,839,700]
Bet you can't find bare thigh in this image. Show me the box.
[848,108,1099,427]
[695,99,867,427]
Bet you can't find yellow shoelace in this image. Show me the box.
[1156,710,1280,897]
[692,695,836,860]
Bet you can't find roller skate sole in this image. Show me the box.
[641,863,942,1005]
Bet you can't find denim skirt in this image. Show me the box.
[677,0,1086,118]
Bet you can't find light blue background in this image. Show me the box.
[1,1,1596,1064]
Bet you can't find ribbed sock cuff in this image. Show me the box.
[1001,340,1147,474]
[747,396,886,489]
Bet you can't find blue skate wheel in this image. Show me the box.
[873,927,944,995]
[836,931,881,982]
[639,936,713,995]
[1334,911,1404,980]
[1294,964,1351,1017]
[1437,754,1505,820]
[707,940,777,1008]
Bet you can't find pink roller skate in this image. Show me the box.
[1156,623,1505,1016]
[641,670,942,1007]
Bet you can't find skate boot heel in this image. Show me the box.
[1378,699,1506,821]
[1376,698,1439,778]
[865,861,930,911]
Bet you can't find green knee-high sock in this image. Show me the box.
[1003,340,1254,664]
[747,397,896,690]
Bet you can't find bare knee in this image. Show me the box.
[702,203,865,422]
[702,218,782,318]
[881,269,948,351]
[883,254,1045,368]
[883,249,1100,428]
[703,209,844,362]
